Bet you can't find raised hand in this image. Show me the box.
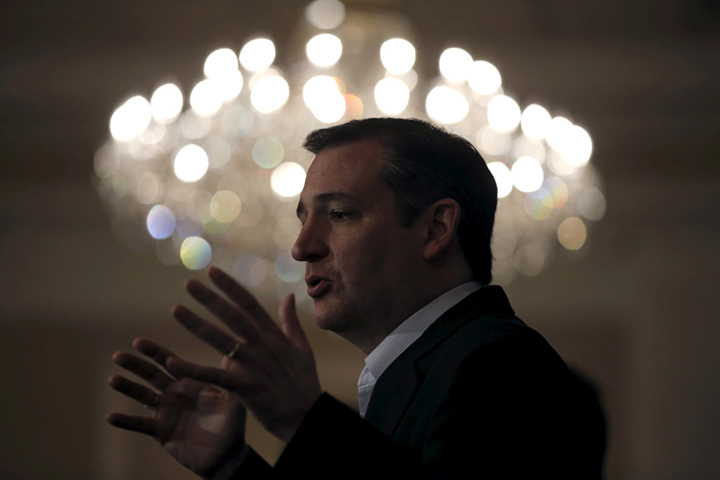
[166,266,322,443]
[107,339,247,478]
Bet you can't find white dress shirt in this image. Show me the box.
[357,281,483,418]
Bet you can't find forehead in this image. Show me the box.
[301,140,386,199]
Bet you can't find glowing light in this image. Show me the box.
[215,69,244,102]
[543,176,569,209]
[174,144,209,182]
[94,145,121,177]
[521,104,551,140]
[190,79,223,116]
[204,48,239,78]
[477,126,511,156]
[467,61,502,95]
[514,243,545,276]
[252,137,285,169]
[306,34,342,67]
[234,254,267,288]
[274,253,305,282]
[439,47,473,82]
[512,135,546,164]
[487,162,512,198]
[426,86,469,124]
[524,189,553,220]
[147,205,176,239]
[239,39,276,72]
[558,217,587,250]
[151,84,183,122]
[511,156,543,192]
[204,136,232,169]
[374,78,409,115]
[303,75,339,108]
[487,95,521,133]
[344,94,364,119]
[562,126,593,167]
[110,96,152,141]
[271,162,306,198]
[250,75,289,113]
[179,109,211,139]
[380,39,415,75]
[180,236,212,270]
[578,188,606,221]
[305,0,346,29]
[210,190,242,223]
[221,105,254,137]
[137,172,162,204]
[546,116,573,153]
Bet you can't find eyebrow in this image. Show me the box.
[296,192,363,218]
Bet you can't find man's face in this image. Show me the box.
[293,141,422,339]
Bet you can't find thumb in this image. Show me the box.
[279,293,310,352]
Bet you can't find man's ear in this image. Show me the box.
[420,198,462,262]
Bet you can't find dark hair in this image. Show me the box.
[303,118,497,285]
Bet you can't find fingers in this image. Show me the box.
[184,279,261,342]
[112,351,174,391]
[278,293,311,354]
[166,357,252,397]
[106,412,156,436]
[108,374,161,408]
[133,338,178,368]
[172,305,245,359]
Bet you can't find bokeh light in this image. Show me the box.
[562,126,593,167]
[204,48,239,78]
[439,47,473,82]
[578,187,606,221]
[271,162,306,198]
[487,95,521,133]
[514,243,545,276]
[426,86,469,124]
[511,156,544,192]
[147,205,177,239]
[210,190,242,223]
[239,39,276,72]
[521,104,551,140]
[487,162,513,198]
[151,84,183,122]
[477,126,512,156]
[180,236,212,270]
[467,61,502,95]
[305,0,346,29]
[190,79,223,116]
[234,254,267,288]
[307,34,342,67]
[374,78,409,115]
[524,188,553,220]
[543,176,569,209]
[174,144,209,182]
[252,137,285,169]
[380,39,415,75]
[250,75,289,113]
[110,96,152,141]
[558,217,587,250]
[274,253,305,282]
[546,116,574,153]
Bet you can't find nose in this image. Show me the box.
[291,215,330,262]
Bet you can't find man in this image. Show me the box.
[108,118,605,478]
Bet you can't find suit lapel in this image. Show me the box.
[363,286,514,436]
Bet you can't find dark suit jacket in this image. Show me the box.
[233,286,605,479]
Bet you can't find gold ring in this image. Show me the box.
[227,342,241,359]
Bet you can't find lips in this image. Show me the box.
[306,275,332,298]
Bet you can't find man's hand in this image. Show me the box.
[165,266,322,443]
[107,339,247,478]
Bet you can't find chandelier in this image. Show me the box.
[93,0,606,305]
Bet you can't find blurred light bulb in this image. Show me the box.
[380,38,415,75]
[511,156,543,192]
[174,144,209,182]
[374,78,409,115]
[487,162,513,198]
[467,60,501,95]
[305,0,346,29]
[562,126,593,167]
[487,95,521,133]
[439,47,473,82]
[546,116,573,153]
[521,104,551,140]
[250,75,289,113]
[558,217,587,250]
[204,48,239,78]
[110,96,152,141]
[271,162,306,198]
[150,84,183,122]
[303,75,339,109]
[307,34,342,67]
[240,39,276,72]
[180,236,212,270]
[190,79,223,116]
[426,86,469,124]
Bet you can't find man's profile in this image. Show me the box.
[108,118,605,479]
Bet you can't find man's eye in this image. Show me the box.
[330,211,350,221]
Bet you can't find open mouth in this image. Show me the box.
[307,278,331,298]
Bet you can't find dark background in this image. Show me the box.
[1,1,719,479]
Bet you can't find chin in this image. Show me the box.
[312,304,352,333]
